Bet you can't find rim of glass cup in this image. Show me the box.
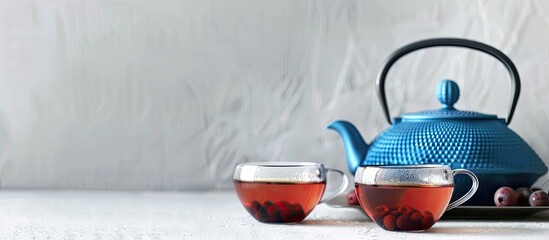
[236,162,323,167]
[354,164,454,186]
[234,162,326,183]
[357,164,450,169]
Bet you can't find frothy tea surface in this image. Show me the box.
[234,180,325,223]
[356,183,453,231]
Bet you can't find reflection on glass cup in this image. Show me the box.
[354,165,479,231]
[234,162,349,223]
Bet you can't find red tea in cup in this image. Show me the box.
[356,184,453,231]
[233,162,348,223]
[234,181,325,222]
[354,165,478,231]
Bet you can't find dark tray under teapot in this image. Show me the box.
[452,172,541,206]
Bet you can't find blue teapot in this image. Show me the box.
[327,38,548,206]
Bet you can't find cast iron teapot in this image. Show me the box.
[327,38,548,205]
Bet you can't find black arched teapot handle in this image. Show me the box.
[376,38,521,125]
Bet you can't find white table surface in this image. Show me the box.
[0,191,548,239]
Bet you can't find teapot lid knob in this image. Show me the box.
[436,79,460,109]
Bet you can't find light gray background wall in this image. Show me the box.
[1,0,549,190]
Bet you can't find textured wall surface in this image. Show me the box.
[1,0,549,190]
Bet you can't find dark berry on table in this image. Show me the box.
[529,190,549,206]
[423,210,433,216]
[494,187,518,207]
[383,215,397,231]
[515,187,533,206]
[263,201,273,207]
[347,190,359,205]
[421,215,435,230]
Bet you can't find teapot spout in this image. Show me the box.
[327,120,369,175]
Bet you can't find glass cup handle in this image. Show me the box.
[446,169,479,211]
[319,168,349,204]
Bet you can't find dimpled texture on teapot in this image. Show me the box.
[366,120,545,173]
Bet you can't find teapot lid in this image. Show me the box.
[399,80,497,120]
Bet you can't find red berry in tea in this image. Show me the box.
[366,203,437,231]
[494,187,518,206]
[295,206,306,220]
[374,205,391,217]
[258,205,270,222]
[243,200,308,223]
[398,204,413,215]
[375,205,390,212]
[421,215,435,229]
[264,201,273,207]
[283,203,306,222]
[276,201,292,221]
[383,215,397,231]
[355,184,452,231]
[396,215,416,231]
[410,212,423,222]
[250,201,261,211]
[266,204,281,222]
[292,203,304,213]
[347,190,359,205]
[249,201,262,220]
[529,190,549,206]
[275,201,291,211]
[390,210,403,217]
[234,181,325,223]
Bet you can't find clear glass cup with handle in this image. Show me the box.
[234,162,349,223]
[354,164,478,231]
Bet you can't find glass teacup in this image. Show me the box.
[354,165,478,231]
[234,162,349,223]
